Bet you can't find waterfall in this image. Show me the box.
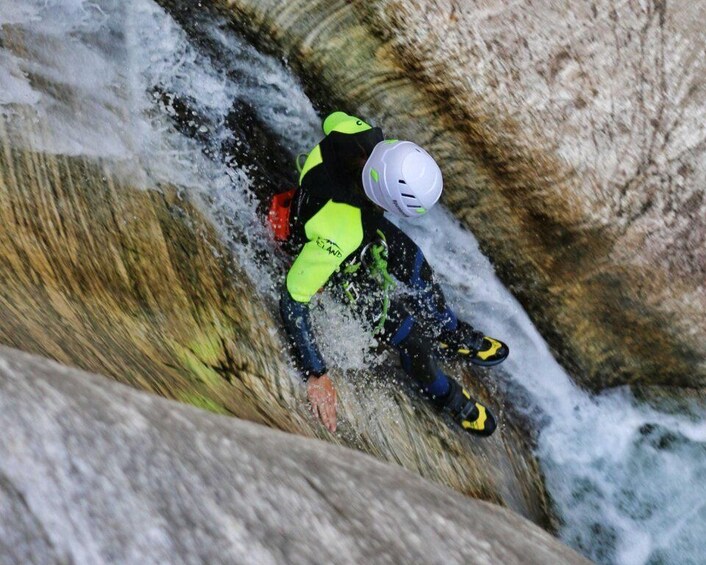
[1,1,704,563]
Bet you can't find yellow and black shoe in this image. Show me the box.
[438,321,509,367]
[444,380,497,437]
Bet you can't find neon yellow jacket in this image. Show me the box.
[286,112,382,303]
[280,112,384,377]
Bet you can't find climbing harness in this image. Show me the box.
[340,229,396,334]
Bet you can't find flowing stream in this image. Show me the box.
[1,1,704,563]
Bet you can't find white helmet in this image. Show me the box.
[361,140,443,217]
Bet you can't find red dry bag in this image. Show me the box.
[267,189,296,241]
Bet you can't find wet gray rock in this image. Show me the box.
[0,346,591,564]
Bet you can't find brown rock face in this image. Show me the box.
[0,24,550,529]
[214,0,705,389]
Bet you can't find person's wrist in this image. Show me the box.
[307,373,327,385]
[304,370,327,383]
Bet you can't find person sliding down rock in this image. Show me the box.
[275,112,508,435]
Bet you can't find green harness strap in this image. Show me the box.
[341,229,396,333]
[368,230,396,333]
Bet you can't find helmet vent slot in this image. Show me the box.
[401,193,415,198]
[398,179,407,184]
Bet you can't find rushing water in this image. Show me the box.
[1,1,705,563]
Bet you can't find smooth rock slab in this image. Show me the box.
[0,346,591,565]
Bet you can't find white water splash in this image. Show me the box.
[0,0,318,294]
[399,208,706,564]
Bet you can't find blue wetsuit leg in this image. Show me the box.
[383,300,451,406]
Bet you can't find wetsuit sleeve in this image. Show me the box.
[280,290,327,379]
[377,217,458,331]
[281,200,364,379]
[286,200,364,302]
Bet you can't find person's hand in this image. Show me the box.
[306,374,337,432]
